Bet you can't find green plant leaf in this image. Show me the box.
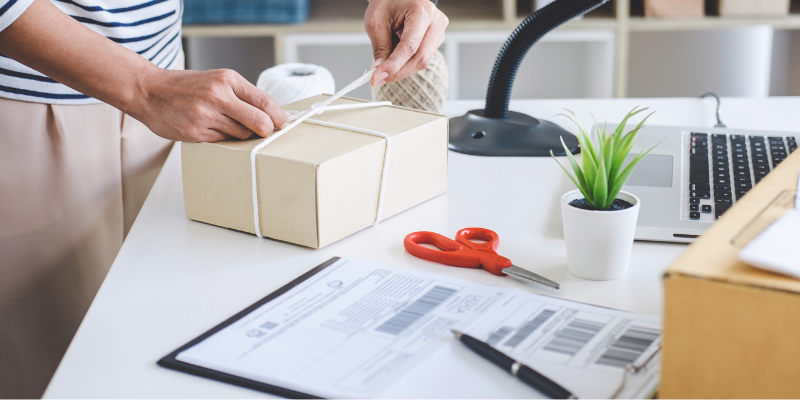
[607,140,663,203]
[609,111,655,186]
[592,150,609,209]
[550,149,591,201]
[560,136,589,193]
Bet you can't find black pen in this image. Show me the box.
[451,330,577,399]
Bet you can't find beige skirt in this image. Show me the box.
[0,94,172,397]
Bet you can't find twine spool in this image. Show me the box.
[371,50,448,113]
[256,63,336,106]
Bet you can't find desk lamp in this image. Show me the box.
[449,0,610,156]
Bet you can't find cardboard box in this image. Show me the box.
[181,95,448,249]
[661,149,800,398]
[717,0,790,16]
[644,0,704,17]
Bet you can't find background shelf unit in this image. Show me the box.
[183,0,800,99]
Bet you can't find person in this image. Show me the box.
[0,0,448,397]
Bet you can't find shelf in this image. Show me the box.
[628,15,800,31]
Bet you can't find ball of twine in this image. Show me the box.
[371,50,448,114]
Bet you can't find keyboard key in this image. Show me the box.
[715,198,732,205]
[689,212,701,220]
[713,172,730,180]
[714,191,732,199]
[754,170,769,177]
[715,204,732,219]
[755,175,765,184]
[714,178,730,184]
[690,190,710,199]
[733,170,750,177]
[702,205,712,213]
[714,184,731,191]
[690,204,699,212]
[774,158,784,166]
[736,190,749,199]
[735,182,752,190]
[690,198,700,204]
[731,135,745,142]
[691,183,710,191]
[753,164,769,171]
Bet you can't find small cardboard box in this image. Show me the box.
[644,0,704,17]
[716,0,790,16]
[181,95,448,249]
[661,149,800,398]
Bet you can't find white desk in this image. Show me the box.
[44,97,800,398]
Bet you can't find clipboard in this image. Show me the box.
[157,257,341,399]
[158,256,663,399]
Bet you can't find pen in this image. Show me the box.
[451,330,576,399]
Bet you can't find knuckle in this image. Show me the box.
[416,55,432,70]
[253,112,274,133]
[372,44,390,57]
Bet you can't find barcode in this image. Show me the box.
[486,326,513,347]
[504,309,556,348]
[375,286,457,335]
[543,318,605,356]
[595,326,661,368]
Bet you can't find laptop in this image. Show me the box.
[616,125,797,243]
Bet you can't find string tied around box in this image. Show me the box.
[250,68,392,239]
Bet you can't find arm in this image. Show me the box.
[0,0,288,142]
[364,0,449,86]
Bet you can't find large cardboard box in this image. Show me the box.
[716,0,790,16]
[182,95,448,249]
[661,150,800,398]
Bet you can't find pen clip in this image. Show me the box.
[609,339,662,399]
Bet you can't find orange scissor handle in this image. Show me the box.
[404,231,512,276]
[455,227,501,253]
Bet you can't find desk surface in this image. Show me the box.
[44,96,800,398]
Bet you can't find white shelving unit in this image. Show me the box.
[182,0,800,98]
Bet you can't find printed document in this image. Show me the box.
[177,257,661,398]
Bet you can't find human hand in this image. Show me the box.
[132,68,289,142]
[364,0,448,86]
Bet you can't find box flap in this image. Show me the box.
[665,149,800,293]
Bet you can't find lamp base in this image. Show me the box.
[449,109,580,157]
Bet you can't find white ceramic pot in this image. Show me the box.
[560,189,641,280]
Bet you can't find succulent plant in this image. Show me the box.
[551,107,659,210]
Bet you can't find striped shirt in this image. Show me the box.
[0,0,182,104]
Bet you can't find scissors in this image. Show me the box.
[404,228,560,289]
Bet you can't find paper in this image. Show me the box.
[177,258,661,398]
[739,209,800,279]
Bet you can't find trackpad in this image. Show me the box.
[624,154,673,188]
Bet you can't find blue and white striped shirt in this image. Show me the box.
[0,0,182,104]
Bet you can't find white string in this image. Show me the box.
[250,68,393,238]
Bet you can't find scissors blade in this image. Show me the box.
[503,265,560,289]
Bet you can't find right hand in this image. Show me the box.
[132,68,289,142]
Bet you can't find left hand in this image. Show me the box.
[364,0,448,86]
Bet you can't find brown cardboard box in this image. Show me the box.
[181,95,448,249]
[717,0,790,16]
[644,0,704,17]
[661,150,800,398]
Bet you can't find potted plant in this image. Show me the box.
[551,108,658,280]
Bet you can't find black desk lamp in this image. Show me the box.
[449,0,610,157]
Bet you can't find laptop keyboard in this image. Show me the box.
[688,132,797,221]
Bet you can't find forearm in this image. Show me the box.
[0,0,155,114]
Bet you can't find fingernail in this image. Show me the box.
[284,110,291,118]
[375,80,386,87]
[371,58,384,69]
[279,121,288,130]
[376,72,388,81]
